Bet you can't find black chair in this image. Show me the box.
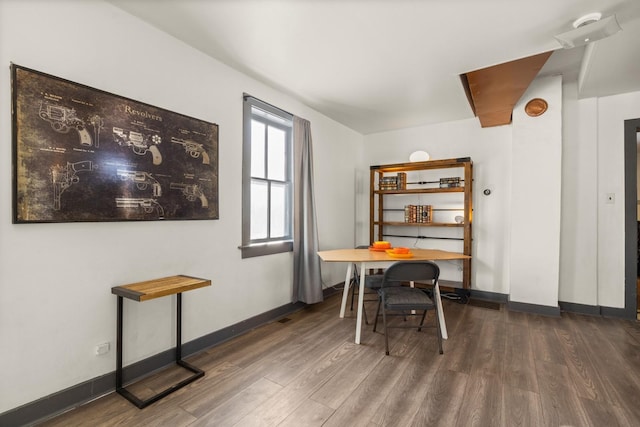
[349,246,384,324]
[373,261,443,356]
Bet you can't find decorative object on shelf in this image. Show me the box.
[379,176,398,190]
[409,150,430,162]
[404,205,433,223]
[454,215,464,224]
[524,98,548,117]
[379,173,407,190]
[439,177,461,188]
[397,172,406,190]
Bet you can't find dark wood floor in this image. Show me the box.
[39,292,640,426]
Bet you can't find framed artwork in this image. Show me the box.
[11,64,219,223]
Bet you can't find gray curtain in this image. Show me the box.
[292,116,323,304]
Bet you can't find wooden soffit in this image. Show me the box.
[461,51,553,127]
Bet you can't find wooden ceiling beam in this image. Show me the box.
[462,51,553,127]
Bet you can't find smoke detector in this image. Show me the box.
[554,12,622,49]
[573,13,602,29]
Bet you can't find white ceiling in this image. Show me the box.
[109,0,640,135]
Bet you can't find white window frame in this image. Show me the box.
[241,95,293,258]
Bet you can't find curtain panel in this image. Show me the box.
[292,117,323,304]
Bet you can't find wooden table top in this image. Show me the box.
[317,248,470,263]
[111,275,211,302]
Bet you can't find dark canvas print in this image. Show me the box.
[11,64,219,223]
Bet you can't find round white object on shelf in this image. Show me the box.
[409,150,430,162]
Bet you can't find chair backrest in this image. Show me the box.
[381,261,440,287]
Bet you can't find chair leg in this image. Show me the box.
[367,294,382,326]
[351,272,373,324]
[349,274,356,311]
[433,307,443,354]
[363,300,369,325]
[382,303,390,355]
[373,298,382,332]
[417,309,428,332]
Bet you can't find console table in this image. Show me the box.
[111,274,211,408]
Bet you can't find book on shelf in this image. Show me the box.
[379,176,397,190]
[439,177,461,188]
[403,204,433,223]
[379,172,407,190]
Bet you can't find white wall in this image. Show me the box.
[560,88,640,308]
[362,78,640,313]
[0,0,362,412]
[559,83,599,305]
[509,76,562,307]
[558,85,640,308]
[595,91,640,307]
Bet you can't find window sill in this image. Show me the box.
[240,241,293,258]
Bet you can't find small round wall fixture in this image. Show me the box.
[525,98,548,117]
[409,150,430,162]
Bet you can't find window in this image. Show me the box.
[241,95,293,258]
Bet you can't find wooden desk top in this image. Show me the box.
[317,248,470,263]
[111,275,211,302]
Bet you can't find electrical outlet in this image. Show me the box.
[95,342,110,356]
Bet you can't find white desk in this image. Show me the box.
[317,248,471,344]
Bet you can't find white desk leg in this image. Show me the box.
[354,262,367,344]
[433,283,448,340]
[339,263,353,318]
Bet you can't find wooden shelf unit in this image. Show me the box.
[369,157,473,289]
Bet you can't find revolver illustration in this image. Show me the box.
[50,160,97,210]
[171,137,210,164]
[170,182,208,208]
[112,127,162,165]
[39,102,93,146]
[117,169,162,197]
[115,197,165,218]
[87,114,104,147]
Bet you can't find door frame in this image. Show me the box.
[624,118,640,318]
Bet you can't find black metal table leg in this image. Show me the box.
[116,296,123,390]
[177,293,182,360]
[115,292,205,409]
